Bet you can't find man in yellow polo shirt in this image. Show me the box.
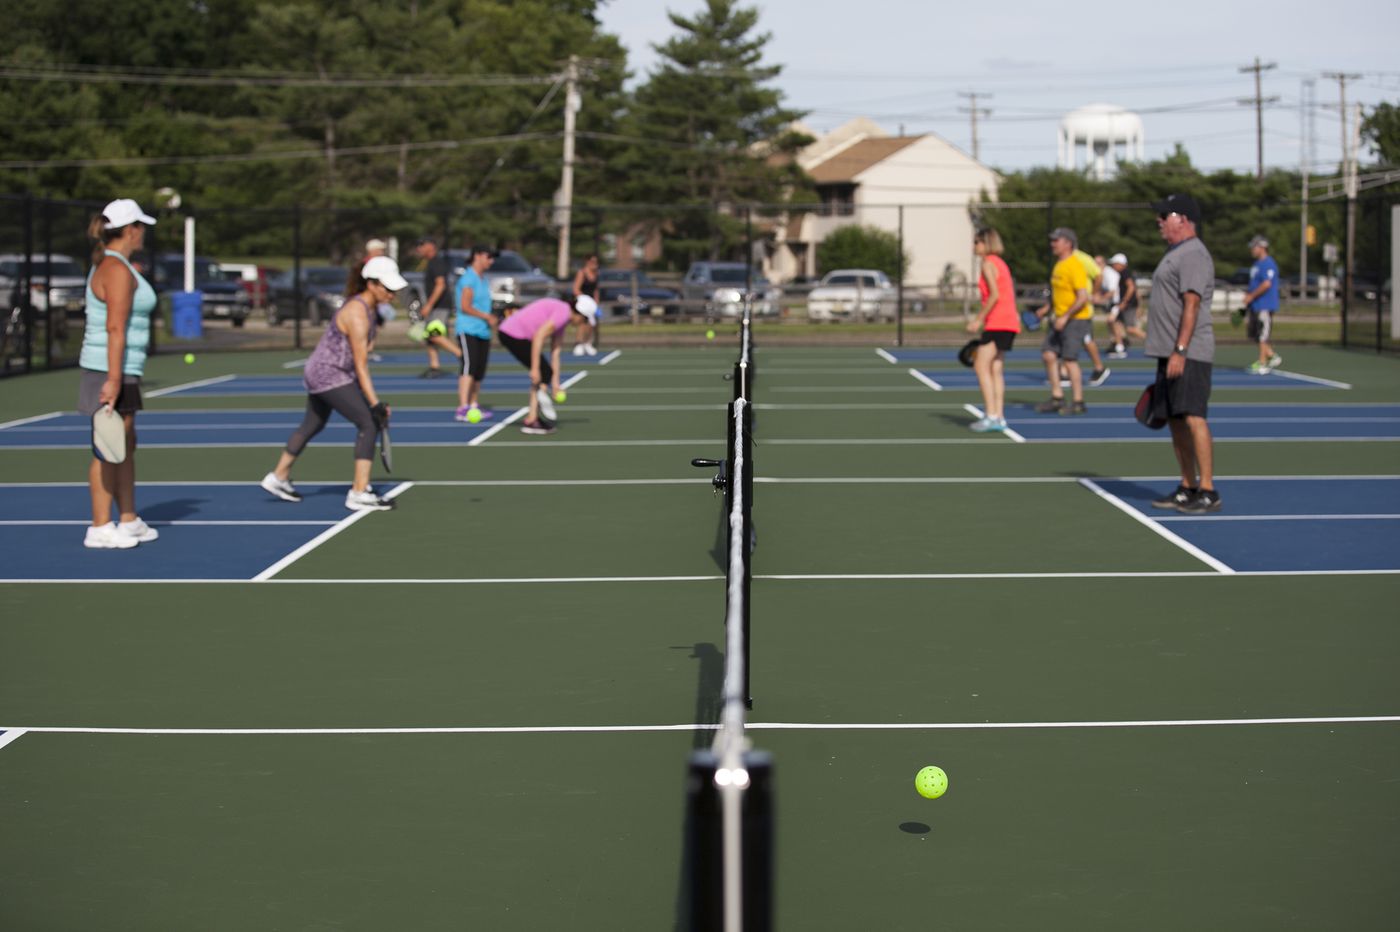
[1034,227,1091,414]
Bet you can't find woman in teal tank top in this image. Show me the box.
[78,198,159,550]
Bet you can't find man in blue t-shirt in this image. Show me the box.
[453,246,496,421]
[1244,235,1282,374]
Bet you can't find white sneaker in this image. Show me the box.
[261,472,302,502]
[584,343,598,357]
[536,386,558,421]
[572,344,587,357]
[84,522,140,549]
[345,488,394,511]
[118,517,159,542]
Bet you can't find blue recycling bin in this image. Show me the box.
[171,290,203,339]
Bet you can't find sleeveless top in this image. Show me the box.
[977,255,1020,332]
[303,296,378,394]
[576,268,598,299]
[80,250,157,376]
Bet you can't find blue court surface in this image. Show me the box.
[1087,477,1400,573]
[1000,403,1400,442]
[0,407,504,449]
[0,482,391,580]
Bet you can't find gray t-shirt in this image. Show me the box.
[1146,236,1215,362]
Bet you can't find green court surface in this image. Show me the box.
[2,341,1399,930]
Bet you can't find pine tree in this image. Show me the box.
[617,0,808,266]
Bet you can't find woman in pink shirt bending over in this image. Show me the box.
[497,295,599,434]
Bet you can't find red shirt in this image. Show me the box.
[978,255,1019,332]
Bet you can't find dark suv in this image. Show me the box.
[151,254,251,326]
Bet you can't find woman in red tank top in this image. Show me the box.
[967,228,1019,432]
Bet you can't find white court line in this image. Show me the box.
[251,482,412,581]
[281,357,310,369]
[1266,369,1353,389]
[3,474,1396,490]
[5,569,1397,585]
[596,350,622,365]
[0,729,27,751]
[0,411,64,430]
[1158,513,1400,522]
[962,403,1027,443]
[0,520,337,527]
[1079,478,1235,574]
[144,374,237,398]
[875,348,898,364]
[908,368,943,391]
[5,715,1398,737]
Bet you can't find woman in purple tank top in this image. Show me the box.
[260,256,408,512]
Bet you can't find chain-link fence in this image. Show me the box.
[3,190,1393,375]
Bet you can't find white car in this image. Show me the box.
[806,269,897,321]
[0,253,88,318]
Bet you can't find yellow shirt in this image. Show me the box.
[1051,256,1091,320]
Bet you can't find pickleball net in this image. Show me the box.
[685,305,773,932]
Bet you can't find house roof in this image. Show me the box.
[806,136,924,184]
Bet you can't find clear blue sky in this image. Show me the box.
[598,0,1400,174]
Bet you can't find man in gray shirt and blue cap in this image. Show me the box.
[1146,193,1221,514]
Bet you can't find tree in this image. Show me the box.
[815,225,907,279]
[618,0,809,266]
[1360,102,1400,166]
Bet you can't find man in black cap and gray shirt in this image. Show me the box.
[1147,193,1220,514]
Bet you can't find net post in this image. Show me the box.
[684,749,724,930]
[740,398,754,710]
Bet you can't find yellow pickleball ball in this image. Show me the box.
[705,329,716,340]
[465,407,482,424]
[554,390,567,403]
[183,353,196,364]
[915,766,948,799]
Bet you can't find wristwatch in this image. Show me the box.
[1173,343,1188,355]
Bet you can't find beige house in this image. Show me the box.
[771,120,999,291]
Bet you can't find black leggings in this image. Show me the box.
[286,383,376,460]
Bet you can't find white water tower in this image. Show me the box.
[1058,104,1145,180]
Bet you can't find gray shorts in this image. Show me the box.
[1041,318,1092,361]
[77,368,142,416]
[1114,305,1138,329]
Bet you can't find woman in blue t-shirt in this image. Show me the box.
[77,199,159,550]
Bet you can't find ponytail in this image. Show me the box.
[88,213,123,266]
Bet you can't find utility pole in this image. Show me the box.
[1299,78,1314,297]
[1323,71,1362,338]
[555,55,580,281]
[1238,57,1277,182]
[957,91,992,162]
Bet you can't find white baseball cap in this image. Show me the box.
[362,255,408,291]
[365,238,388,252]
[1109,253,1128,265]
[103,198,156,229]
[574,294,599,321]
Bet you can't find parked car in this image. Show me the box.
[218,262,274,309]
[595,268,681,317]
[806,269,897,321]
[681,261,780,316]
[266,266,349,326]
[0,253,87,319]
[150,253,251,326]
[445,248,556,310]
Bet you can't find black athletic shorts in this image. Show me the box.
[979,330,1016,352]
[498,331,553,385]
[457,334,491,380]
[1155,357,1212,419]
[1246,310,1274,344]
[78,368,142,416]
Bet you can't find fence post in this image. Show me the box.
[20,195,34,373]
[896,205,904,348]
[292,206,303,351]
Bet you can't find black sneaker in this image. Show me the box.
[1177,488,1222,515]
[1059,400,1087,416]
[1151,485,1196,510]
[1089,367,1111,387]
[1035,397,1065,414]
